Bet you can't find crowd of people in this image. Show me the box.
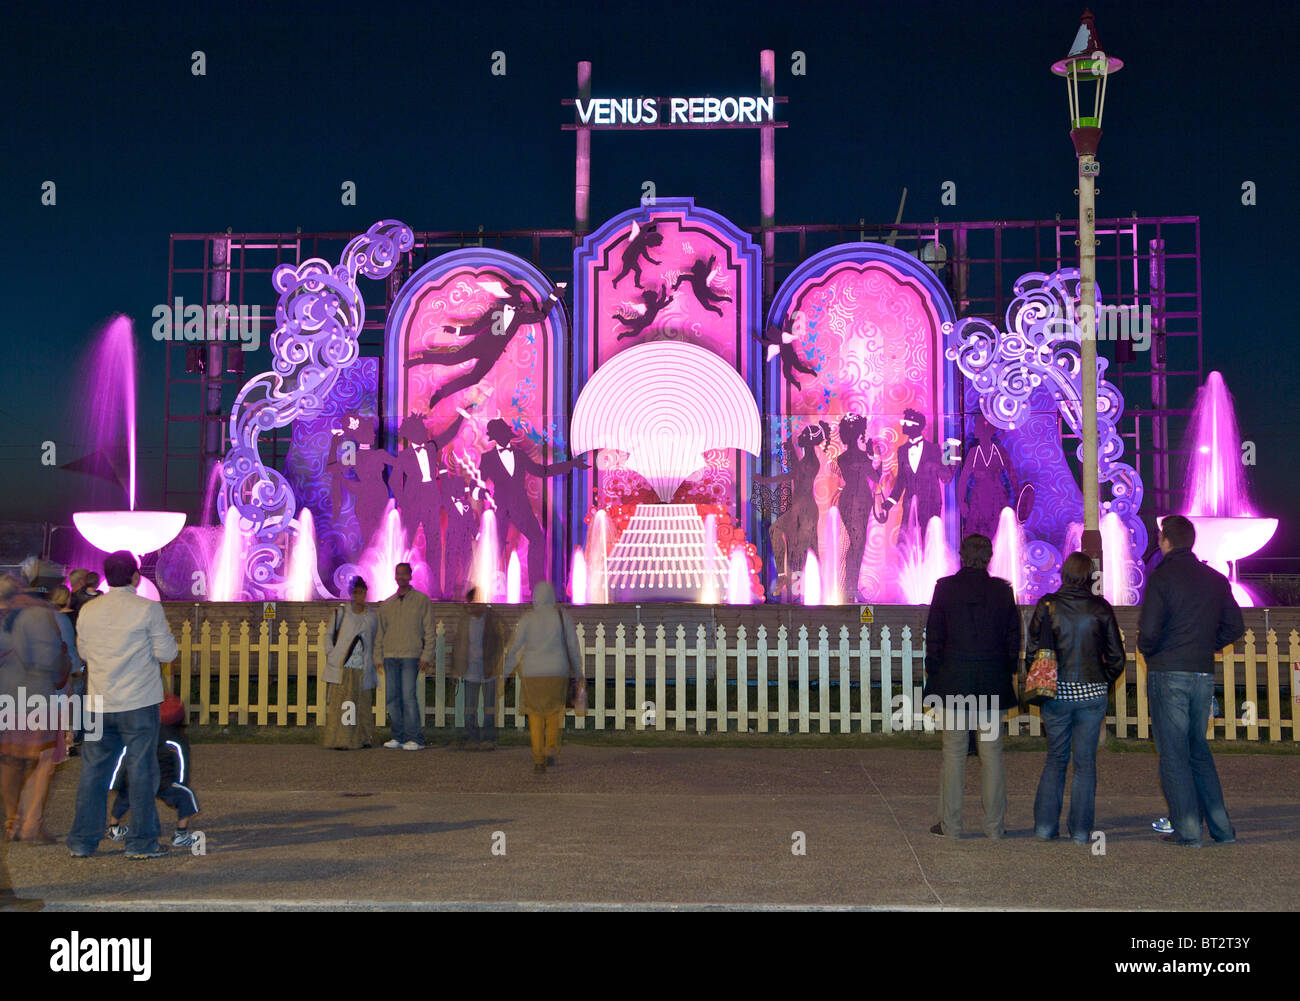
[0,511,1245,889]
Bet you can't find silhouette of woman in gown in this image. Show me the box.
[755,421,830,597]
[835,414,883,601]
[957,414,1018,539]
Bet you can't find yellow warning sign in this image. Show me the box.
[262,602,276,621]
[859,606,874,624]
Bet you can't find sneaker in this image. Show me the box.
[106,824,129,842]
[172,830,197,848]
[1152,817,1173,834]
[929,823,947,838]
[402,741,423,751]
[127,843,170,860]
[383,739,402,749]
[69,849,94,859]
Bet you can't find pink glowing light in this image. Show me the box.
[1183,371,1256,518]
[506,552,522,604]
[899,516,956,605]
[73,511,186,559]
[472,510,501,602]
[285,508,318,601]
[585,509,611,604]
[990,507,1027,602]
[822,506,843,606]
[359,503,414,602]
[603,504,729,601]
[802,550,822,605]
[727,548,752,605]
[211,508,246,601]
[84,315,138,511]
[701,513,719,603]
[1099,512,1138,606]
[571,341,761,502]
[571,547,588,605]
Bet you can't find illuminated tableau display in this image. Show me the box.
[764,244,958,601]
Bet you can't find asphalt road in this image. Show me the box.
[8,744,1297,910]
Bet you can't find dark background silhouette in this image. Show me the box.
[3,0,1296,559]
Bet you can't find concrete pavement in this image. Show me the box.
[8,743,1297,909]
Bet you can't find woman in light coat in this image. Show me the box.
[502,582,581,773]
[322,577,379,749]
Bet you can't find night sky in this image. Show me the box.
[4,0,1297,560]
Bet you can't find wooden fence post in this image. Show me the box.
[217,622,231,726]
[776,625,789,734]
[199,621,213,725]
[654,625,667,732]
[755,625,769,733]
[256,621,270,726]
[674,625,687,732]
[237,621,251,726]
[859,625,872,734]
[879,625,893,734]
[837,626,851,734]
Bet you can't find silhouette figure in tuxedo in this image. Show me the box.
[391,410,467,593]
[881,409,954,547]
[477,418,587,590]
[414,280,566,409]
[613,284,674,340]
[673,255,731,316]
[756,314,818,389]
[611,221,663,289]
[754,421,830,597]
[836,414,884,600]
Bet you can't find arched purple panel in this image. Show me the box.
[570,198,762,538]
[766,243,959,602]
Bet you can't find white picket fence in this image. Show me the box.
[167,618,1300,741]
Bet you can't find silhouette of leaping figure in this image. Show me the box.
[611,221,663,289]
[673,255,731,316]
[613,284,674,340]
[413,280,566,409]
[756,313,818,389]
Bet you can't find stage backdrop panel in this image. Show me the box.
[384,249,571,595]
[765,243,959,602]
[570,198,763,537]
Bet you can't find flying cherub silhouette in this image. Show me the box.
[412,279,566,409]
[611,221,663,289]
[613,284,674,340]
[756,312,818,388]
[673,255,731,316]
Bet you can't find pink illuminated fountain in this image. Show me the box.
[990,507,1028,602]
[899,516,956,604]
[72,316,186,598]
[1174,372,1276,607]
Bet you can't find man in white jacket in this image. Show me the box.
[67,551,179,860]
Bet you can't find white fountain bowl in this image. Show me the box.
[1166,515,1279,572]
[73,510,187,557]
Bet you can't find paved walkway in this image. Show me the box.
[9,744,1297,909]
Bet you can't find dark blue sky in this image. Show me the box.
[4,0,1297,557]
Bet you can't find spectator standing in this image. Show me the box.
[66,552,178,860]
[1137,515,1244,847]
[373,563,435,751]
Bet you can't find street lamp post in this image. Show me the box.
[1053,8,1122,565]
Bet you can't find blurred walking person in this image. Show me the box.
[322,577,378,750]
[502,583,581,773]
[450,587,505,750]
[0,575,71,844]
[1026,552,1126,844]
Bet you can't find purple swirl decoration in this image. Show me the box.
[218,219,414,598]
[948,269,1146,602]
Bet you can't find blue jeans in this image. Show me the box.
[1034,694,1107,843]
[384,658,424,746]
[67,704,161,855]
[1147,671,1234,846]
[463,679,498,743]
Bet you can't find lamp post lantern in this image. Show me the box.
[1053,8,1122,565]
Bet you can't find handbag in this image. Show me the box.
[557,608,587,717]
[1023,600,1058,706]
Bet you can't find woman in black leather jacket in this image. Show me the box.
[1026,552,1126,844]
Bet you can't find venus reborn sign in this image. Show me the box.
[574,96,775,126]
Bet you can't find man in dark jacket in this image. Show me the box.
[924,533,1022,838]
[1138,515,1244,847]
